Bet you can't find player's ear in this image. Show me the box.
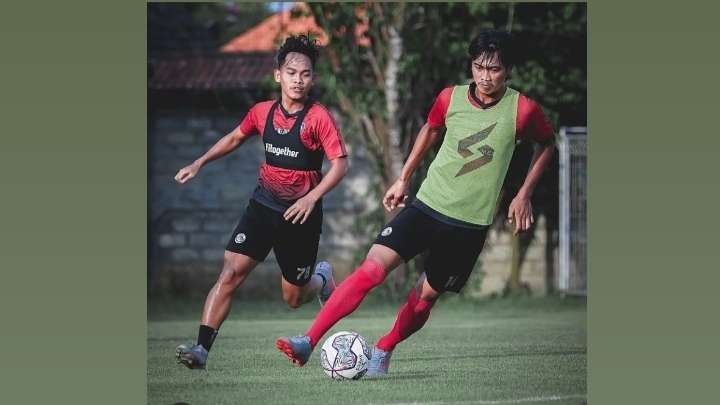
[274,68,281,83]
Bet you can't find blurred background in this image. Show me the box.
[147,2,586,303]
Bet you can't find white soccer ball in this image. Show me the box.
[320,331,371,380]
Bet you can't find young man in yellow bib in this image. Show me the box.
[276,30,555,376]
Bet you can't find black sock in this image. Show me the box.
[197,325,218,352]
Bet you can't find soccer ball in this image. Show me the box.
[320,331,371,380]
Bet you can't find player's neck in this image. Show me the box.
[280,97,307,115]
[473,84,506,105]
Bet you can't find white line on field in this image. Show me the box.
[368,394,586,405]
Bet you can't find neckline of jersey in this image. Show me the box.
[277,100,311,118]
[466,83,507,110]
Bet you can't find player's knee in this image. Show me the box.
[218,260,247,287]
[355,258,387,287]
[419,290,440,302]
[217,267,238,287]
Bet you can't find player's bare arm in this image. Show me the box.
[174,125,249,184]
[283,156,348,224]
[507,143,554,235]
[383,124,445,211]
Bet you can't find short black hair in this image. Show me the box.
[467,30,516,71]
[276,34,320,69]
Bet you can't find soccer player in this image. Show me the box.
[276,30,555,376]
[173,35,348,369]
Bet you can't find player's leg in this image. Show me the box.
[176,251,259,369]
[276,206,431,366]
[368,220,489,376]
[367,274,439,376]
[177,199,274,369]
[376,273,440,351]
[274,209,335,308]
[303,244,404,341]
[280,262,335,309]
[200,251,259,328]
[276,244,403,366]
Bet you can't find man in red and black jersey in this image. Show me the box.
[173,35,348,369]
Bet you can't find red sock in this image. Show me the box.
[306,259,386,347]
[376,288,435,352]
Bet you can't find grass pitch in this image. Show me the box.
[148,296,586,405]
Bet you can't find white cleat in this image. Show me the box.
[366,346,392,377]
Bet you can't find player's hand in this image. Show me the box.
[382,179,409,212]
[507,195,534,235]
[174,162,201,184]
[283,194,317,224]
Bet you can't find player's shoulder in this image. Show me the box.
[245,100,275,119]
[308,101,334,117]
[431,86,455,105]
[515,92,542,111]
[440,86,455,95]
[307,101,338,124]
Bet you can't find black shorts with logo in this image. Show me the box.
[373,205,489,293]
[226,198,322,286]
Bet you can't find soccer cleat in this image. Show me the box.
[276,335,313,366]
[176,343,208,370]
[314,261,336,306]
[366,346,393,377]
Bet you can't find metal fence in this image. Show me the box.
[558,127,587,295]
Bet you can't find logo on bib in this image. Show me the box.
[381,227,393,237]
[265,142,300,158]
[456,122,497,177]
[234,233,246,244]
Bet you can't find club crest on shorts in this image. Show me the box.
[381,226,393,237]
[234,233,246,244]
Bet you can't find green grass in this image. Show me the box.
[148,296,586,405]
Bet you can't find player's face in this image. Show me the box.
[470,52,509,97]
[274,52,314,103]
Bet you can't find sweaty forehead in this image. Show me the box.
[472,52,504,68]
[282,52,312,70]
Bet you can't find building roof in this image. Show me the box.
[220,2,369,53]
[148,53,275,90]
[220,4,328,53]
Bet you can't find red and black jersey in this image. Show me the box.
[238,99,347,211]
[426,86,555,145]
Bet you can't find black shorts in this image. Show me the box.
[373,206,489,293]
[226,198,322,286]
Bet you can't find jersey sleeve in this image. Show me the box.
[426,87,453,129]
[516,95,555,145]
[238,104,260,137]
[314,107,348,160]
